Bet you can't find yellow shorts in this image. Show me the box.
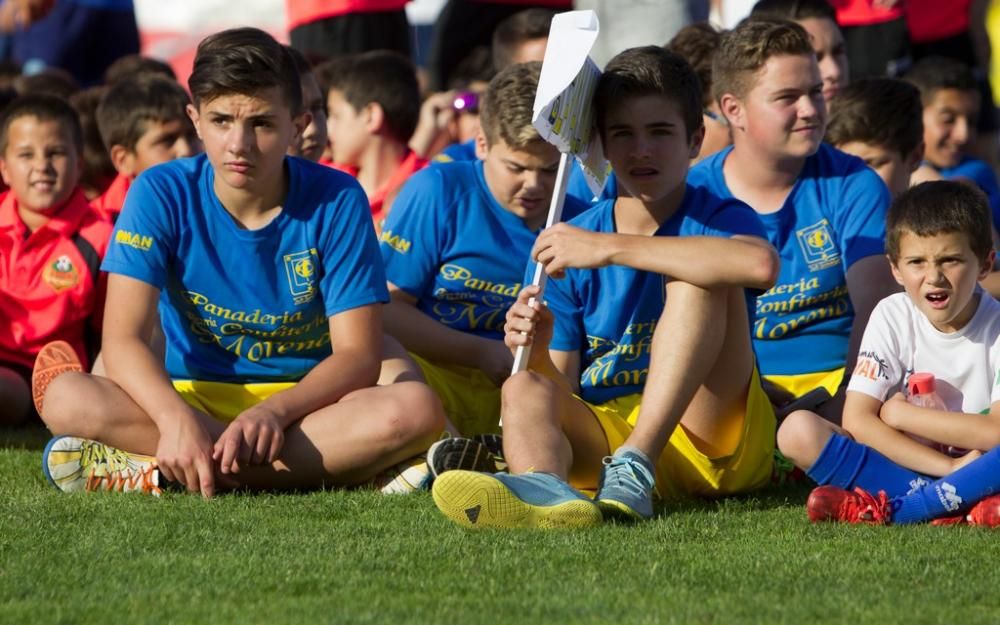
[764,367,845,399]
[410,353,501,436]
[582,367,776,499]
[171,379,295,423]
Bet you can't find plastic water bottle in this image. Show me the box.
[907,372,946,411]
[906,372,965,456]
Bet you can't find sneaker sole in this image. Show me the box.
[31,340,82,415]
[42,435,91,492]
[596,498,648,522]
[428,437,497,477]
[432,471,602,529]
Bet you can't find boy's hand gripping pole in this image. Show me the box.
[511,150,572,375]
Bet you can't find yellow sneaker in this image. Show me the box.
[432,471,602,529]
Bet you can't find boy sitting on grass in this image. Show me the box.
[37,27,444,498]
[431,46,780,529]
[0,95,112,426]
[825,78,924,199]
[92,74,199,219]
[379,61,584,445]
[778,181,1000,527]
[689,18,897,424]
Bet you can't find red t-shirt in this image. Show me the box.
[286,0,409,31]
[89,172,131,220]
[906,0,970,43]
[319,158,359,177]
[369,150,427,225]
[829,0,903,27]
[0,190,113,370]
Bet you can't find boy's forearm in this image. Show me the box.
[384,298,502,370]
[607,235,777,290]
[263,349,380,426]
[885,402,1000,451]
[103,335,193,430]
[845,409,956,476]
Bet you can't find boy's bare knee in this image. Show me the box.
[378,381,445,447]
[41,373,99,436]
[776,409,828,469]
[501,371,559,428]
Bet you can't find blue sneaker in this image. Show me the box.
[432,471,602,529]
[596,447,656,521]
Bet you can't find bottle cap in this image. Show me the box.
[908,372,936,395]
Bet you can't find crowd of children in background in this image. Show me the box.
[4,0,1000,530]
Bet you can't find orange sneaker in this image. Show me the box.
[31,340,82,415]
[806,485,892,525]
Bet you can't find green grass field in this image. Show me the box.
[2,425,999,625]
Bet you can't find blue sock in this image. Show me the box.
[806,434,930,498]
[892,446,1000,525]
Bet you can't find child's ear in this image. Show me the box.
[109,144,137,178]
[887,254,905,286]
[186,104,203,140]
[0,158,9,187]
[718,94,742,131]
[688,124,706,159]
[905,141,925,173]
[474,131,489,160]
[980,248,997,280]
[365,102,385,135]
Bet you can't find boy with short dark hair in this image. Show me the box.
[92,75,198,219]
[0,94,112,425]
[689,18,898,424]
[37,27,444,497]
[904,56,1000,229]
[379,61,584,440]
[825,78,924,197]
[431,46,780,528]
[777,181,1000,527]
[325,50,427,225]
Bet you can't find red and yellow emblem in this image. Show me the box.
[42,254,79,292]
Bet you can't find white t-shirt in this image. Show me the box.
[848,290,1000,414]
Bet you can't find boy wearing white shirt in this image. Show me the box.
[778,181,1000,526]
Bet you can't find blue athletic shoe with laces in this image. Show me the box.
[596,446,656,521]
[432,470,602,529]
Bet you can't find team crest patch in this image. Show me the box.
[795,219,841,272]
[42,255,79,292]
[283,249,319,305]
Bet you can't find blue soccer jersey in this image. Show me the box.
[545,185,767,405]
[102,154,388,383]
[688,143,890,377]
[380,160,586,340]
[939,157,1000,230]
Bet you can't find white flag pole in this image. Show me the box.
[510,150,571,374]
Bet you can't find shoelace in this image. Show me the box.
[602,455,656,497]
[847,487,891,524]
[86,465,162,496]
